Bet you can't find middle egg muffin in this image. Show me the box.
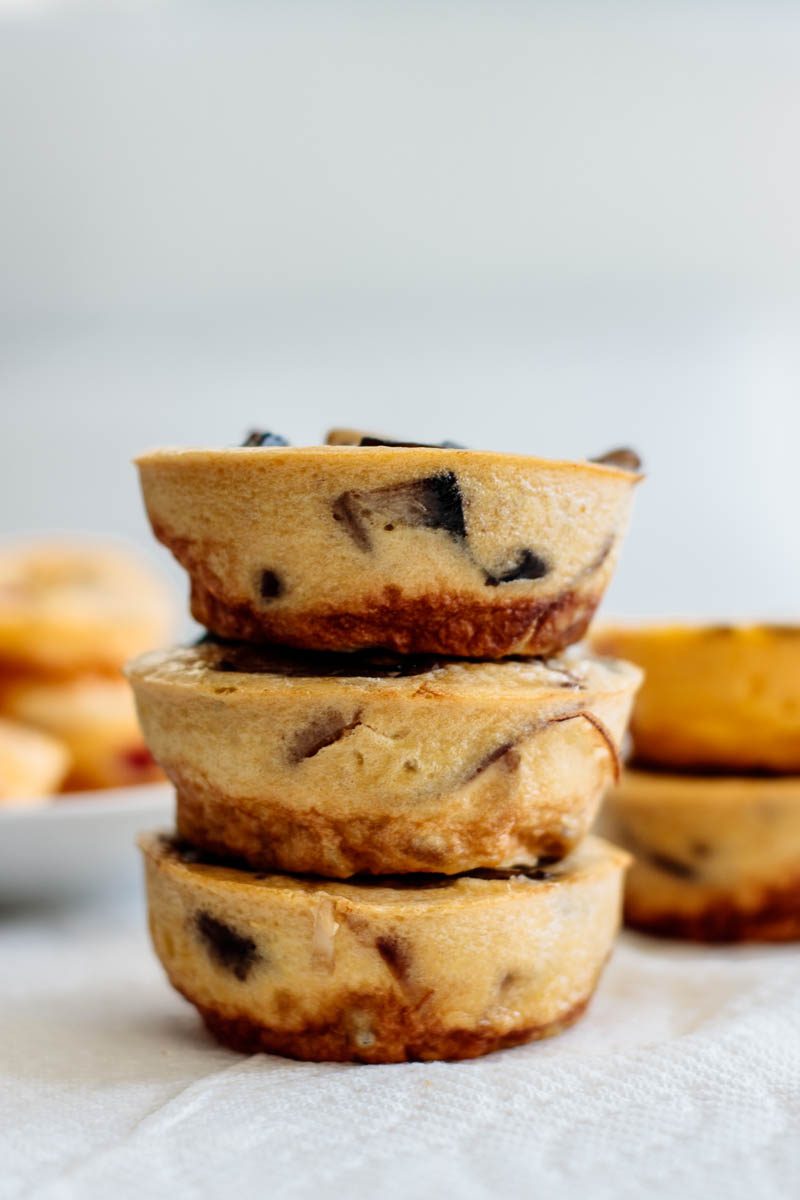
[128,640,641,877]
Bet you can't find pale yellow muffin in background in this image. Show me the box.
[0,539,174,676]
[137,444,641,658]
[128,641,640,876]
[0,716,71,804]
[141,832,629,1063]
[0,538,173,798]
[601,768,800,942]
[591,622,800,771]
[0,675,161,792]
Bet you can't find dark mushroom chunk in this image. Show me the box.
[484,548,549,587]
[326,428,464,448]
[333,471,466,552]
[589,447,642,472]
[258,569,284,600]
[646,850,701,881]
[287,708,362,763]
[464,741,520,782]
[241,430,290,447]
[375,935,414,984]
[195,911,261,981]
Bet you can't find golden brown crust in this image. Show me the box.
[189,573,602,658]
[174,783,575,877]
[624,877,800,943]
[190,990,591,1063]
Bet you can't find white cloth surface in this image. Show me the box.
[1,893,799,1200]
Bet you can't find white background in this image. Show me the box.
[1,1,800,619]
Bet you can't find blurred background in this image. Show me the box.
[1,0,799,619]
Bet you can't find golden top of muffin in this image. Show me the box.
[592,621,800,771]
[594,621,800,648]
[142,832,630,909]
[135,443,644,484]
[127,641,642,705]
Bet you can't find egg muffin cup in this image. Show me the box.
[592,623,800,772]
[137,446,640,658]
[128,642,640,877]
[601,767,800,942]
[0,716,70,804]
[0,675,161,792]
[141,833,628,1063]
[0,540,173,676]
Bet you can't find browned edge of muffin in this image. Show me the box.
[174,784,580,878]
[186,988,593,1064]
[624,875,800,943]
[188,574,603,658]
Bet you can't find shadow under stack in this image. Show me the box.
[127,431,643,1062]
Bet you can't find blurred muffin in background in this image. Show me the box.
[0,539,174,802]
[0,717,70,804]
[0,540,173,676]
[0,675,162,792]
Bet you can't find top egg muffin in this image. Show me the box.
[136,439,641,658]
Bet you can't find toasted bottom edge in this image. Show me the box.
[187,991,592,1063]
[624,893,800,944]
[189,575,602,658]
[174,793,576,879]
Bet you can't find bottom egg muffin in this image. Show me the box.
[601,768,800,942]
[140,833,628,1063]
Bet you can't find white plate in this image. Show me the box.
[0,783,173,905]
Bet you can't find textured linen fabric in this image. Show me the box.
[1,891,799,1200]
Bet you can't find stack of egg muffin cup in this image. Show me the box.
[127,431,644,1063]
[593,624,800,942]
